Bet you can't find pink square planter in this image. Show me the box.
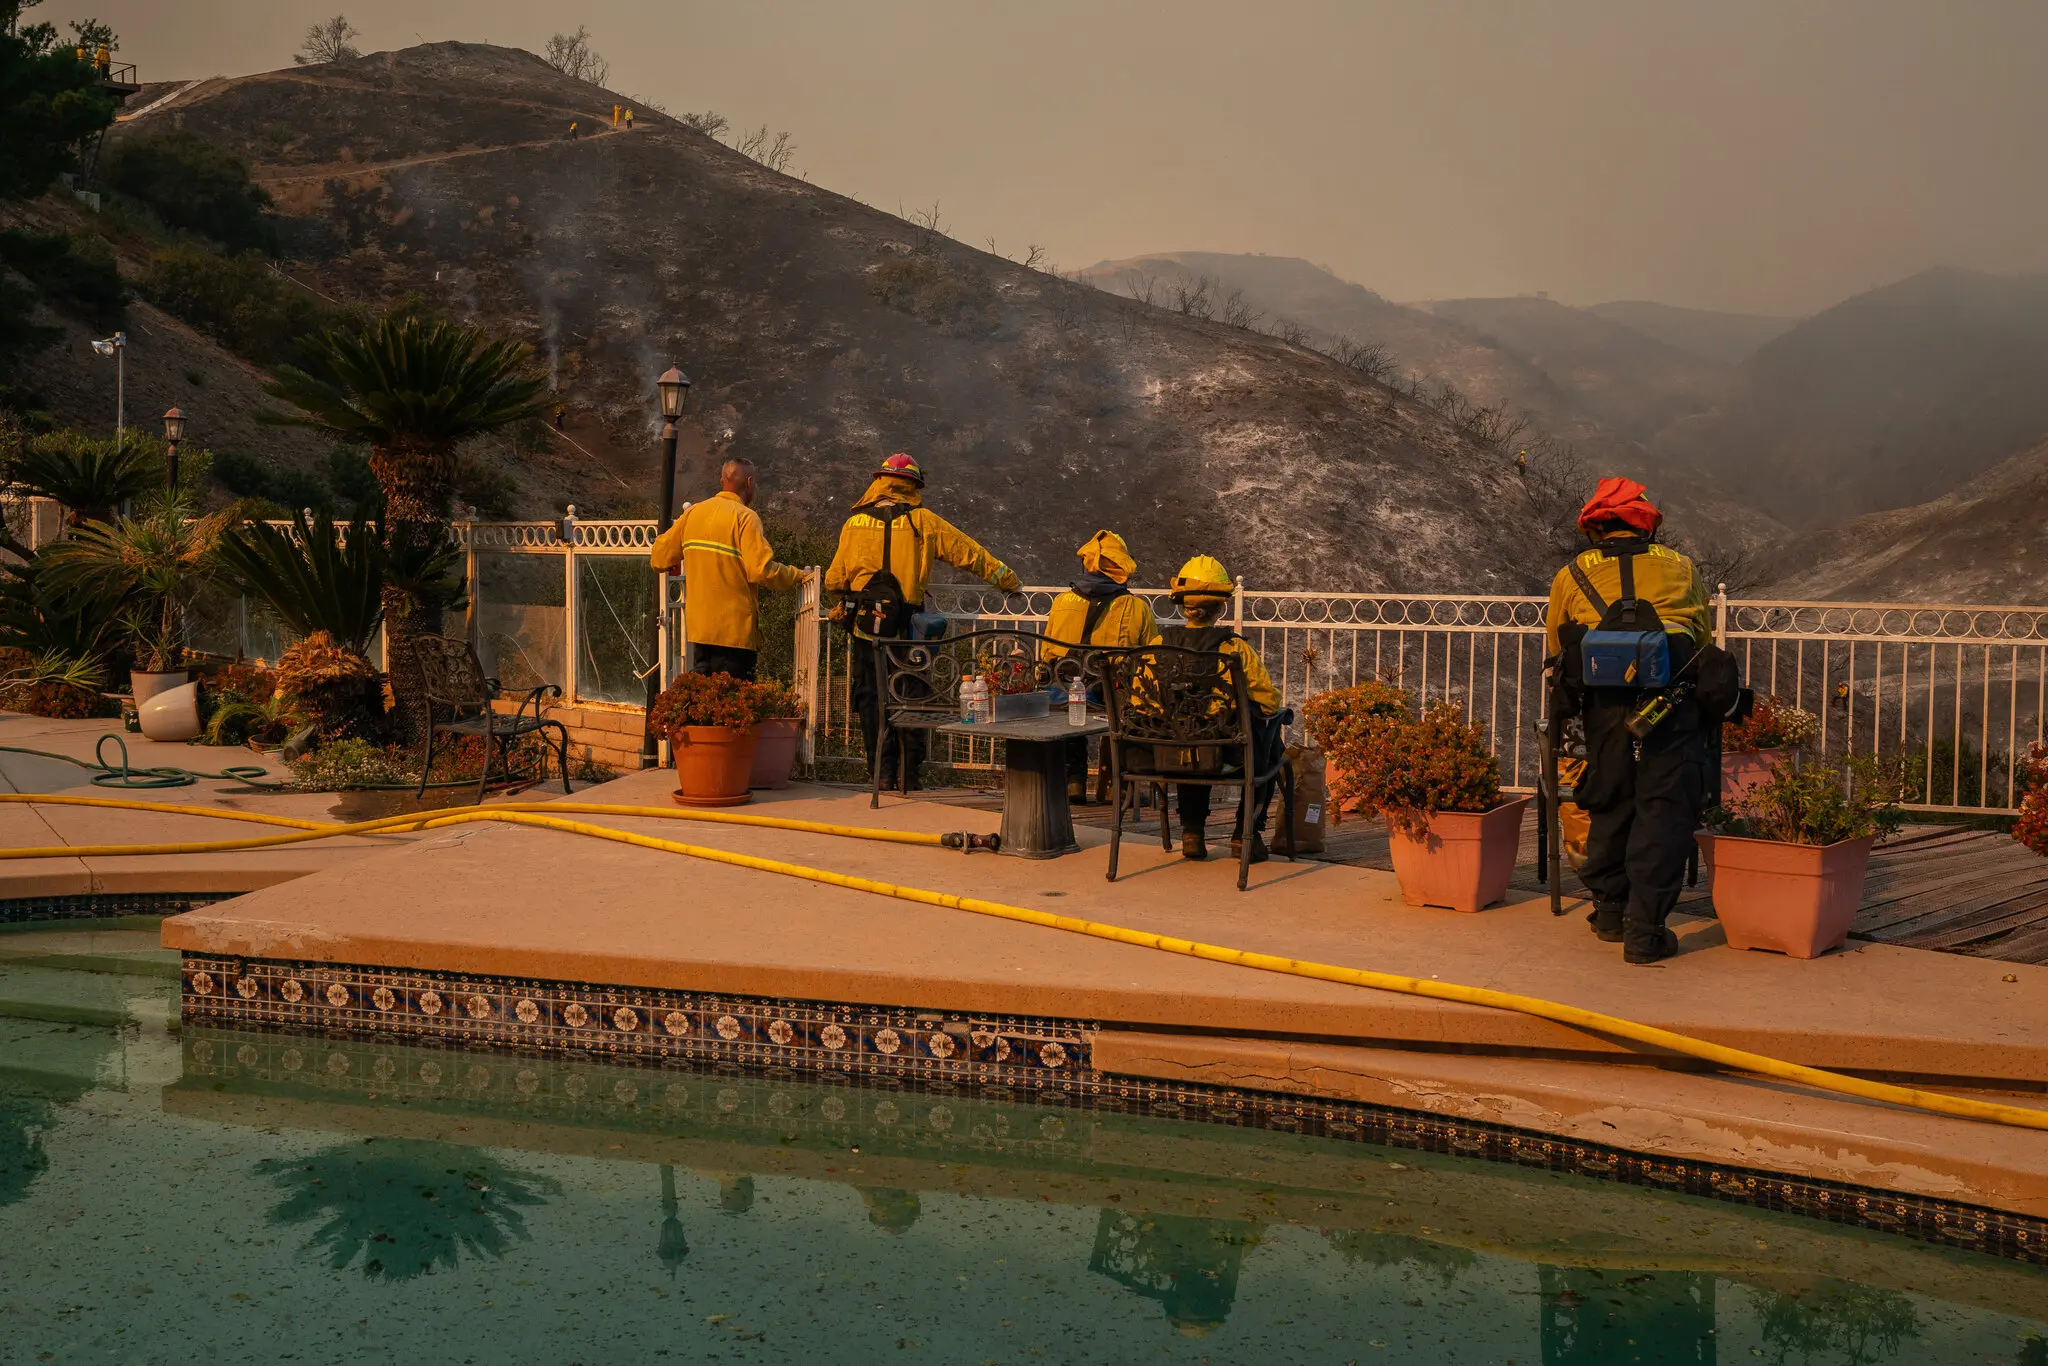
[1387,797,1531,913]
[1697,831,1874,958]
[1721,748,1786,804]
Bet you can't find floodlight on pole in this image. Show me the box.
[91,331,126,450]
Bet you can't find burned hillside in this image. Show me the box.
[109,42,1601,592]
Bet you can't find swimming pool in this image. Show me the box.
[4,920,2045,1363]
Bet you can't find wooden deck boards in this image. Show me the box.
[1034,788,2048,965]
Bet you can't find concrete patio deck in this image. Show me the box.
[141,767,2048,1223]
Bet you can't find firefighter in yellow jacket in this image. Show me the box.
[1157,555,1282,863]
[1041,529,1161,803]
[1544,477,1711,965]
[648,457,803,680]
[825,453,1021,791]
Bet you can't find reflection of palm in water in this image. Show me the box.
[1089,1209,1262,1339]
[257,1138,558,1282]
[1540,1266,1716,1365]
[1756,1281,1920,1366]
[857,1186,921,1234]
[1322,1227,1477,1288]
[0,1096,56,1208]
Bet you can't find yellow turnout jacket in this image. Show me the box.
[1544,540,1710,659]
[1041,591,1161,662]
[649,491,802,652]
[823,477,1019,605]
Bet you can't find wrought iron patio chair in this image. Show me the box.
[415,634,572,805]
[868,625,1091,806]
[1095,643,1296,891]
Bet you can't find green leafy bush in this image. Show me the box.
[1709,755,1908,846]
[139,243,356,366]
[103,131,278,254]
[0,230,125,326]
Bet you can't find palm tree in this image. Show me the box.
[36,496,240,674]
[260,313,546,737]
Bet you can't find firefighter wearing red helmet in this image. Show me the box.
[1543,478,1712,965]
[825,453,1021,792]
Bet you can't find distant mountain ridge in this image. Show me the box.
[1583,300,1795,366]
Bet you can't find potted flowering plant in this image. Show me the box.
[1722,695,1818,802]
[649,673,768,806]
[2013,741,2048,860]
[1307,684,1525,913]
[978,648,1051,720]
[1699,754,1906,958]
[748,678,806,790]
[1303,680,1410,822]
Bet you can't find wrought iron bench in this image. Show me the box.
[414,634,573,805]
[1094,642,1296,892]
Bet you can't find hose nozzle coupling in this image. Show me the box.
[941,832,1003,853]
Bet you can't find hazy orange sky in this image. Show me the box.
[51,0,2048,316]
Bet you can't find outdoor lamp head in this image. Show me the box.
[91,338,115,357]
[161,407,185,443]
[656,365,690,420]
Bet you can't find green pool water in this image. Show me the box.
[3,922,2047,1365]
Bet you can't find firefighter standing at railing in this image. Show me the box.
[1543,478,1718,965]
[825,453,1021,792]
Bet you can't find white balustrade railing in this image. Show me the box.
[182,513,2048,812]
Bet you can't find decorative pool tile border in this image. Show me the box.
[179,952,2048,1265]
[3,892,226,924]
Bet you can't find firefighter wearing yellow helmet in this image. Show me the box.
[825,453,1022,792]
[1041,529,1161,804]
[1157,555,1283,863]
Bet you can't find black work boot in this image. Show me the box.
[1624,926,1679,965]
[1181,828,1209,861]
[1586,905,1625,943]
[1229,832,1270,864]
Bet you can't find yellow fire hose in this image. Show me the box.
[5,793,2045,1132]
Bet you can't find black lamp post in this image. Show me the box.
[656,365,690,530]
[161,406,185,495]
[644,365,692,764]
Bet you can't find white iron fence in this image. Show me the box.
[181,514,2048,815]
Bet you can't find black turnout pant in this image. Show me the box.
[851,635,927,790]
[691,645,757,681]
[1576,693,1710,953]
[1177,708,1285,836]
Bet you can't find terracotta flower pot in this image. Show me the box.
[748,717,803,789]
[1321,756,1368,824]
[130,669,191,705]
[671,724,760,807]
[1697,831,1873,958]
[1387,796,1531,913]
[1722,747,1785,803]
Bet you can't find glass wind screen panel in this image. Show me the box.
[577,557,656,705]
[475,552,566,693]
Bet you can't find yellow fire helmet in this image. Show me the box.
[1170,554,1233,602]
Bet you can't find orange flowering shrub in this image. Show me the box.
[1726,695,1819,752]
[2016,741,2048,859]
[1306,682,1501,838]
[648,672,769,732]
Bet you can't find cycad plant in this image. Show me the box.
[260,313,545,737]
[0,430,157,526]
[216,508,384,656]
[36,497,240,674]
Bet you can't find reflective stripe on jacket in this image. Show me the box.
[1544,541,1710,658]
[648,491,801,652]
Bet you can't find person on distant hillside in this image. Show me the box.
[624,108,635,130]
[1544,477,1712,965]
[568,120,579,139]
[825,453,1021,792]
[1041,529,1160,804]
[611,104,621,128]
[1155,555,1282,864]
[649,457,804,681]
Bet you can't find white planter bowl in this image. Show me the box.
[138,681,203,742]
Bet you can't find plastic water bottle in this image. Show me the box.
[1067,688,1087,727]
[981,682,997,725]
[961,677,981,724]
